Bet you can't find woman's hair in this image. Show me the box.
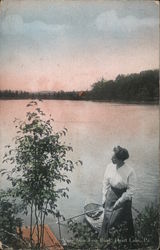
[113,146,129,161]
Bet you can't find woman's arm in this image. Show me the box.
[102,166,111,205]
[113,169,136,209]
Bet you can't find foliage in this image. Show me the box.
[0,69,159,103]
[1,101,81,249]
[0,89,84,101]
[134,203,159,248]
[65,220,132,250]
[0,190,23,246]
[89,69,159,103]
[65,203,159,250]
[66,220,107,249]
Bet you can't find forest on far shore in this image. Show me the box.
[0,69,159,103]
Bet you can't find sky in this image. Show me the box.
[0,0,159,92]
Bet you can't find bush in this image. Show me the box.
[64,203,159,250]
[134,203,159,248]
[0,190,23,246]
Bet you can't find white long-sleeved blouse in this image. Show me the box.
[102,162,136,206]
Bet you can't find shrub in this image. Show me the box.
[64,203,159,249]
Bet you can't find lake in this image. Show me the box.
[0,100,159,239]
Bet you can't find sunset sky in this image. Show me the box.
[0,0,159,92]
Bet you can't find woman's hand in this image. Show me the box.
[113,200,121,210]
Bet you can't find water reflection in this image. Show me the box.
[0,100,159,238]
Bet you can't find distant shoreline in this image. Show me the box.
[0,69,159,105]
[0,97,158,105]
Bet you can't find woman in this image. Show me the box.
[99,146,136,239]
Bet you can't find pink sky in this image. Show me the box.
[0,0,159,92]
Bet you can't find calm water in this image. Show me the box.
[0,100,159,239]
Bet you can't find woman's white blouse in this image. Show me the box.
[102,163,136,205]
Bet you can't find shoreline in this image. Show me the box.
[0,98,158,105]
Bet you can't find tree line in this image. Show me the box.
[0,69,159,103]
[86,69,159,103]
[0,90,84,100]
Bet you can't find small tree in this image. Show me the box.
[1,101,81,249]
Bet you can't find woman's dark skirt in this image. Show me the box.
[99,186,135,239]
